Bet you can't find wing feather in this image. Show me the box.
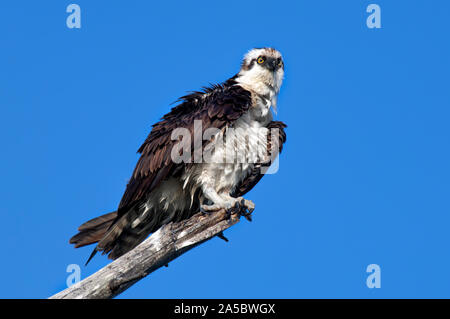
[117,78,252,215]
[232,121,287,197]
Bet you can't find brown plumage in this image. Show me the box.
[117,78,251,214]
[70,48,287,264]
[69,211,117,248]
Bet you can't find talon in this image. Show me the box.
[244,199,255,214]
[225,201,239,217]
[234,201,240,212]
[200,205,208,215]
[236,198,255,220]
[225,206,233,218]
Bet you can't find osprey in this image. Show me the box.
[70,48,287,263]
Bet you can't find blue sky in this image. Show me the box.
[0,1,449,298]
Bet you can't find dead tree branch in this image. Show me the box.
[50,209,244,299]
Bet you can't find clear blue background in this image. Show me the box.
[0,1,449,298]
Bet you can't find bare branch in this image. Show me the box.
[50,209,244,299]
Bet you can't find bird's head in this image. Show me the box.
[237,47,284,95]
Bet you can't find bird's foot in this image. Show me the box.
[200,197,254,221]
[234,197,254,222]
[200,203,225,214]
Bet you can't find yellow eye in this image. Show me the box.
[257,57,265,64]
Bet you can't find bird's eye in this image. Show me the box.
[278,59,283,67]
[257,57,265,64]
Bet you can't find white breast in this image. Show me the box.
[186,97,273,196]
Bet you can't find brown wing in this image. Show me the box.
[72,79,254,263]
[232,121,287,197]
[118,79,252,214]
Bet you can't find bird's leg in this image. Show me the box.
[200,185,230,213]
[200,185,255,219]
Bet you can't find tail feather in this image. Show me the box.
[69,211,117,248]
[96,206,148,260]
[70,205,183,264]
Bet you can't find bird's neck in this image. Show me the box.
[235,71,280,113]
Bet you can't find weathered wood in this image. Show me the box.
[50,209,244,299]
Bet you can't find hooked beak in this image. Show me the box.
[266,58,279,71]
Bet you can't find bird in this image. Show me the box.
[69,47,287,264]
